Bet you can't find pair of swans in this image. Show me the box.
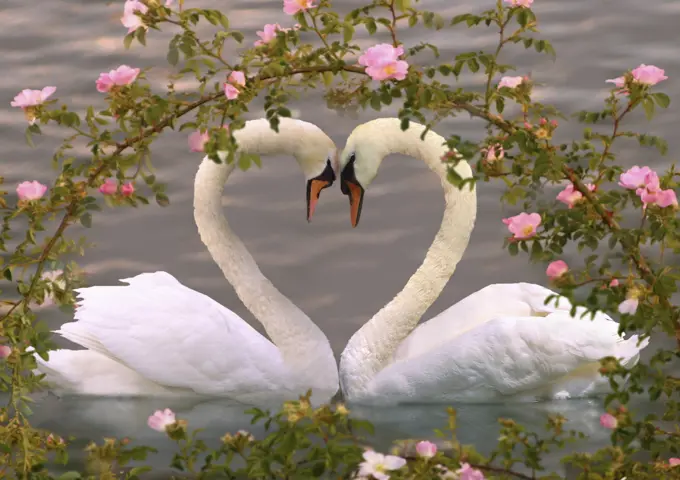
[36,117,648,405]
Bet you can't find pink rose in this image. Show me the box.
[619,166,656,189]
[457,463,485,480]
[188,131,209,152]
[0,346,11,360]
[631,64,668,86]
[609,279,620,287]
[16,181,48,201]
[96,65,140,93]
[358,44,409,82]
[546,260,568,280]
[415,441,437,458]
[224,83,240,100]
[99,179,118,196]
[10,86,57,109]
[618,298,639,315]
[228,71,246,87]
[556,183,595,208]
[255,23,284,46]
[482,144,504,163]
[121,183,135,197]
[121,0,148,33]
[669,458,680,467]
[283,0,316,15]
[502,212,541,240]
[599,413,618,429]
[498,76,524,89]
[147,408,176,432]
[503,0,533,7]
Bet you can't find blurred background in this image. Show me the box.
[1,0,679,476]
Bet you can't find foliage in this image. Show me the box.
[0,0,679,478]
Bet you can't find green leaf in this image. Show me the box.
[57,473,82,480]
[395,0,411,12]
[80,213,92,228]
[342,24,354,43]
[123,32,134,50]
[167,47,179,66]
[651,92,671,108]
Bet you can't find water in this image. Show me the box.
[2,0,680,476]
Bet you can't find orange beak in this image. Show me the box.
[345,181,365,228]
[306,178,331,222]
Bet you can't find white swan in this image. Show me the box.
[337,118,649,405]
[36,118,340,404]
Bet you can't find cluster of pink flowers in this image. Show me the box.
[16,181,48,202]
[283,0,316,15]
[606,64,668,94]
[99,179,135,197]
[224,71,246,100]
[502,212,541,240]
[619,165,677,209]
[358,44,409,82]
[96,65,140,93]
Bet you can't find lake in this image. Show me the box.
[2,0,679,477]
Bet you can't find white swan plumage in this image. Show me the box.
[337,118,649,405]
[36,118,340,404]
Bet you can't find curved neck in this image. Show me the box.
[340,120,477,398]
[193,119,337,390]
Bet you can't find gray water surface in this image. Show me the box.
[2,0,680,476]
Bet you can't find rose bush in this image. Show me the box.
[1,0,679,478]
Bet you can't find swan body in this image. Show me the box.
[36,118,340,403]
[337,118,648,405]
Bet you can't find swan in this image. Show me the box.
[336,118,649,405]
[35,118,340,404]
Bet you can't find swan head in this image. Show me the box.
[337,120,393,227]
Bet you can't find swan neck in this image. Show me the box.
[340,121,477,399]
[193,119,338,394]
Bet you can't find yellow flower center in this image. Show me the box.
[521,225,534,237]
[383,64,396,75]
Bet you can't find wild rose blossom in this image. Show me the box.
[599,413,618,429]
[358,44,409,82]
[96,65,140,93]
[502,212,541,240]
[0,346,11,360]
[99,179,118,196]
[357,450,406,480]
[188,131,210,152]
[283,0,316,15]
[631,64,668,85]
[618,298,639,315]
[147,408,176,432]
[482,144,504,163]
[498,76,524,89]
[503,0,533,7]
[546,260,568,280]
[556,182,595,208]
[619,166,656,190]
[11,87,57,124]
[121,0,148,33]
[228,71,246,87]
[669,458,680,467]
[457,463,486,480]
[121,183,135,197]
[255,23,284,46]
[16,181,48,201]
[11,87,57,109]
[415,440,437,458]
